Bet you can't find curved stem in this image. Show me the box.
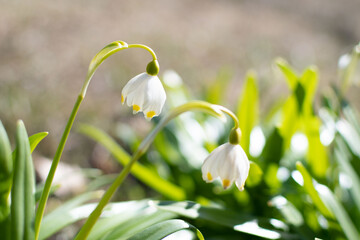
[34,42,158,240]
[74,101,239,239]
[80,42,157,98]
[128,44,157,60]
[218,106,239,129]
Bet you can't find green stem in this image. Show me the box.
[34,41,157,240]
[74,151,142,240]
[34,94,83,240]
[74,101,239,239]
[128,44,157,60]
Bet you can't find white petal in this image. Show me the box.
[218,144,237,178]
[122,73,147,96]
[126,85,146,113]
[201,143,228,182]
[142,76,166,119]
[234,146,250,191]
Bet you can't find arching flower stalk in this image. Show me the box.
[34,41,165,240]
[74,101,251,239]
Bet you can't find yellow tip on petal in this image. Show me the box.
[121,95,125,104]
[133,105,141,112]
[146,111,156,119]
[207,172,213,181]
[223,179,231,189]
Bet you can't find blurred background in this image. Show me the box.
[1,0,360,192]
[2,1,360,239]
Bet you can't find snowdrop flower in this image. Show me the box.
[121,60,166,120]
[201,128,250,191]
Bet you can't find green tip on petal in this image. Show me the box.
[229,127,241,145]
[146,60,160,76]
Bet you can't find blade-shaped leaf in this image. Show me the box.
[300,67,318,117]
[127,219,204,240]
[152,201,292,239]
[334,138,360,211]
[340,43,360,93]
[295,162,333,219]
[279,97,298,149]
[87,201,150,240]
[206,67,232,104]
[269,196,304,227]
[0,121,12,178]
[237,71,259,156]
[0,121,12,239]
[39,191,103,240]
[304,117,328,178]
[11,120,35,240]
[315,184,360,240]
[336,119,360,157]
[35,184,60,203]
[97,210,176,240]
[246,161,263,187]
[29,132,48,153]
[342,104,360,135]
[276,58,298,90]
[77,124,186,200]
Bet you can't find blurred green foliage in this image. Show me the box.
[2,43,360,239]
[67,44,360,238]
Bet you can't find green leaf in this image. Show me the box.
[127,219,204,240]
[0,121,12,239]
[77,124,186,200]
[295,162,333,219]
[237,71,259,156]
[11,120,35,240]
[342,104,360,135]
[279,97,298,149]
[87,200,150,240]
[340,43,360,93]
[336,119,360,158]
[294,83,306,112]
[0,121,12,178]
[300,67,318,117]
[28,132,48,153]
[260,128,284,165]
[152,201,291,239]
[39,191,103,240]
[35,184,60,203]
[315,184,360,240]
[269,196,304,227]
[334,139,360,211]
[246,161,263,187]
[11,132,49,160]
[304,117,328,178]
[276,58,298,90]
[96,210,176,240]
[206,67,232,104]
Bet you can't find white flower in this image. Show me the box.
[201,143,250,191]
[121,72,166,120]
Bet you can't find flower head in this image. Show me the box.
[121,72,166,120]
[201,142,250,191]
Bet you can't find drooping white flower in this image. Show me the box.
[121,72,166,120]
[201,142,250,191]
